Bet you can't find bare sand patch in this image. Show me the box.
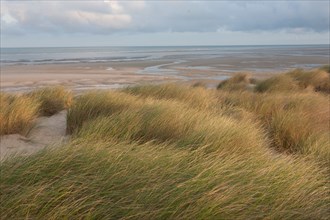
[0,110,68,160]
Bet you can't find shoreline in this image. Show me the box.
[1,55,328,92]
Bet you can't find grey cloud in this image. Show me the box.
[1,1,329,35]
[130,1,329,33]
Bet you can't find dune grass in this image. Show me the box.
[287,68,330,93]
[27,86,73,116]
[0,87,72,135]
[0,94,40,135]
[255,74,300,93]
[216,68,330,168]
[66,91,143,134]
[1,139,329,219]
[255,67,330,93]
[318,64,330,73]
[1,71,329,219]
[123,83,220,110]
[217,73,255,91]
[74,99,267,157]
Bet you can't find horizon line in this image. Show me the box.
[1,43,329,49]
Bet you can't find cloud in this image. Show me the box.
[1,1,329,35]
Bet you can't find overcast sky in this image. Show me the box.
[1,0,329,47]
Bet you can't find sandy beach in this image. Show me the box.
[2,1,329,218]
[2,52,328,93]
[1,60,178,92]
[0,111,68,160]
[1,45,329,157]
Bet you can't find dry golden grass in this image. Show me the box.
[288,68,330,93]
[0,94,40,135]
[27,86,73,116]
[253,68,330,94]
[217,73,253,91]
[217,81,330,168]
[123,83,220,111]
[66,91,143,134]
[1,77,329,219]
[75,98,267,158]
[255,74,300,93]
[0,87,72,135]
[319,65,330,73]
[1,135,329,219]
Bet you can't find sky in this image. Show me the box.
[1,0,329,47]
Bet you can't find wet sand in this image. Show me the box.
[1,60,179,92]
[1,54,328,92]
[1,53,328,159]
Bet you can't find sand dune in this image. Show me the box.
[0,110,68,160]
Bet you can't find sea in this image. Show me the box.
[1,45,329,71]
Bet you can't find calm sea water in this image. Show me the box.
[1,45,329,66]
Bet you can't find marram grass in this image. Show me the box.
[1,140,329,219]
[1,71,330,219]
[0,94,40,135]
[27,86,73,116]
[0,87,72,135]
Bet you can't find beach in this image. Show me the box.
[2,1,330,218]
[1,45,329,92]
[1,45,329,158]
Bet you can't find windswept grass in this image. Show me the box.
[27,86,73,116]
[75,98,267,157]
[1,139,329,219]
[192,81,207,88]
[255,74,300,93]
[123,83,219,110]
[319,64,330,73]
[0,86,72,135]
[218,91,330,156]
[217,73,255,91]
[1,73,329,219]
[217,70,330,168]
[66,91,142,134]
[288,68,330,93]
[254,67,330,93]
[0,94,40,135]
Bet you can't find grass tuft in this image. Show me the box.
[217,73,253,91]
[66,91,142,134]
[1,139,329,219]
[0,94,40,135]
[27,86,73,116]
[255,74,300,93]
[319,64,330,73]
[0,86,72,135]
[1,77,329,219]
[288,68,330,93]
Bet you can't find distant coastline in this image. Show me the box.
[1,44,329,93]
[1,44,329,66]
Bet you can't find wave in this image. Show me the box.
[0,56,153,65]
